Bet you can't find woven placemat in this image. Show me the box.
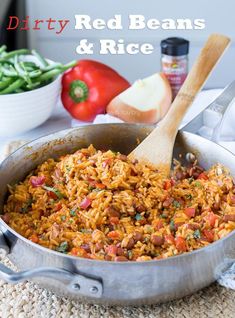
[0,141,235,318]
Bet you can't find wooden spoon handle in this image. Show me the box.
[160,33,231,136]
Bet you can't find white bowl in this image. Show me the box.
[0,61,61,137]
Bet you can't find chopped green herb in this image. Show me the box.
[185,194,193,200]
[88,185,95,191]
[173,200,181,208]
[186,234,192,241]
[170,220,176,232]
[194,181,202,188]
[42,185,65,199]
[65,165,71,172]
[61,215,66,221]
[144,236,149,243]
[193,229,201,239]
[56,241,68,253]
[127,250,133,259]
[69,219,73,224]
[21,198,33,213]
[160,213,168,219]
[70,209,76,217]
[80,228,92,233]
[92,188,103,192]
[135,213,142,221]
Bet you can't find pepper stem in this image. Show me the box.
[69,80,88,103]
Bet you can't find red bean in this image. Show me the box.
[106,207,120,218]
[80,244,91,253]
[163,197,174,208]
[133,232,143,242]
[223,214,235,222]
[106,245,118,255]
[151,235,164,246]
[95,242,103,252]
[116,247,125,256]
[114,256,128,261]
[213,201,220,211]
[104,255,112,261]
[126,238,135,249]
[136,205,145,213]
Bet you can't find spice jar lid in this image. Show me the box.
[161,37,189,56]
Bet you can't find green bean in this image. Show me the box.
[42,62,63,71]
[28,69,42,78]
[22,61,37,68]
[35,68,62,82]
[60,60,77,71]
[14,88,24,93]
[0,45,77,94]
[26,81,41,90]
[0,77,14,89]
[32,49,49,67]
[0,78,25,94]
[1,65,18,77]
[0,49,29,61]
[0,59,14,66]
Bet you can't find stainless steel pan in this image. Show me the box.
[0,85,235,305]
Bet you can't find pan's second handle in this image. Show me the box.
[0,231,103,298]
[182,80,235,143]
[209,81,235,143]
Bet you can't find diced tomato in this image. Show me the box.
[197,173,208,180]
[110,216,119,225]
[29,234,39,243]
[70,247,88,257]
[107,231,120,240]
[174,222,185,230]
[163,180,172,190]
[164,234,175,245]
[54,203,62,212]
[175,236,187,252]
[184,207,196,218]
[95,183,106,189]
[208,212,218,227]
[153,219,164,230]
[30,175,46,188]
[203,230,214,242]
[163,197,174,207]
[80,197,92,209]
[48,191,58,200]
[186,223,200,230]
[106,245,118,255]
[70,247,79,256]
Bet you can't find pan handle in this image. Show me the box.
[0,231,103,298]
[183,80,235,143]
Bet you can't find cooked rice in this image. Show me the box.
[2,145,235,261]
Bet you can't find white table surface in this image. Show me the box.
[1,89,235,157]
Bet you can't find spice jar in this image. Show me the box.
[161,37,189,99]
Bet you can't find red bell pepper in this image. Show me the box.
[61,60,130,122]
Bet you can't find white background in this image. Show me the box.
[25,0,235,88]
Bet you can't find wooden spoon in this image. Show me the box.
[128,34,231,174]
